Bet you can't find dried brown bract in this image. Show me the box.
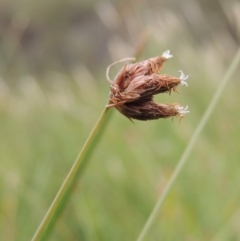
[106,50,189,121]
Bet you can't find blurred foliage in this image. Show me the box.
[0,0,239,79]
[0,0,240,240]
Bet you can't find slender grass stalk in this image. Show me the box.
[31,106,112,241]
[136,47,240,241]
[31,32,148,241]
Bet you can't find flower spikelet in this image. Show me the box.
[107,50,189,121]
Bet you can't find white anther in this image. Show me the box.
[178,70,189,87]
[175,105,190,116]
[162,50,173,59]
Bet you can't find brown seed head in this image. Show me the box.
[107,50,189,121]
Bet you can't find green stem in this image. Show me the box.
[31,106,112,241]
[136,47,240,241]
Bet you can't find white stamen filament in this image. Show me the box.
[175,105,190,116]
[178,70,189,87]
[162,50,173,59]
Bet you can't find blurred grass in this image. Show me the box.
[1,0,240,240]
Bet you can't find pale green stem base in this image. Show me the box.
[31,106,111,241]
[136,48,240,241]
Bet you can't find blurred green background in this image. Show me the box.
[1,0,240,240]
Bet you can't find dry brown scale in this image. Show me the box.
[107,50,189,121]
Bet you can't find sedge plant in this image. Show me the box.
[31,47,240,241]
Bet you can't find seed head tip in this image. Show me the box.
[162,50,173,59]
[178,70,189,87]
[176,105,190,117]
